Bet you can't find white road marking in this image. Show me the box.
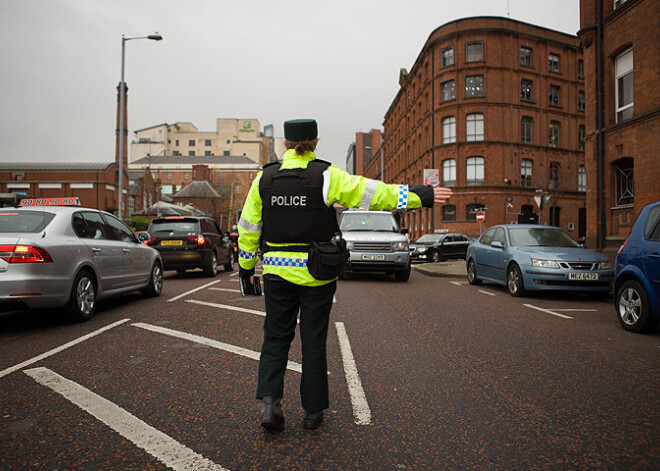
[335,322,371,426]
[167,280,221,302]
[132,323,302,373]
[0,319,130,379]
[551,308,598,312]
[333,295,337,303]
[185,299,266,317]
[478,290,496,296]
[450,281,466,286]
[524,304,573,320]
[24,367,228,471]
[230,272,239,277]
[209,288,241,293]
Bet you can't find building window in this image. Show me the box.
[578,165,586,192]
[223,150,230,156]
[548,53,560,72]
[549,85,561,106]
[578,59,584,78]
[442,159,456,187]
[520,47,532,67]
[614,0,630,9]
[549,161,561,189]
[578,91,585,111]
[579,125,585,151]
[442,205,457,221]
[175,139,179,146]
[614,158,634,206]
[442,117,456,144]
[549,206,561,227]
[442,47,454,67]
[173,150,180,156]
[188,140,195,146]
[521,79,533,101]
[441,80,455,101]
[184,172,190,180]
[466,113,484,141]
[521,159,533,187]
[167,172,172,180]
[549,121,560,148]
[521,116,533,144]
[189,151,195,156]
[466,157,484,185]
[205,139,211,146]
[465,76,484,98]
[466,42,484,62]
[615,48,634,122]
[205,151,212,156]
[466,203,482,221]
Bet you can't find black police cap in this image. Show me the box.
[284,119,318,141]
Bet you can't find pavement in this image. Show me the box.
[412,259,467,278]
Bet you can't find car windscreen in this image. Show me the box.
[415,234,442,243]
[340,213,398,232]
[149,219,198,233]
[0,210,56,233]
[508,227,580,247]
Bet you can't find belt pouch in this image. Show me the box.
[307,242,345,280]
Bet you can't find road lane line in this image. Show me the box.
[524,304,573,319]
[24,367,228,471]
[335,322,371,426]
[209,288,241,293]
[185,299,266,317]
[478,290,496,296]
[551,309,598,312]
[333,295,337,303]
[167,280,221,302]
[450,281,466,286]
[0,319,130,379]
[132,323,302,373]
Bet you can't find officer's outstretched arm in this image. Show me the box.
[237,175,263,275]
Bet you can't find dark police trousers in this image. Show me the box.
[257,275,337,413]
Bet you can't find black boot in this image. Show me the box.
[260,397,284,431]
[302,410,324,430]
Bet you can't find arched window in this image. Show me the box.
[442,116,456,144]
[614,157,634,206]
[442,159,456,187]
[466,157,484,185]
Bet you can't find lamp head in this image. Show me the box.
[147,33,163,41]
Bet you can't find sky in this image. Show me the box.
[0,0,580,170]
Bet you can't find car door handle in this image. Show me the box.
[123,248,131,253]
[648,252,660,259]
[91,248,102,254]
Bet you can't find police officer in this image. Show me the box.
[238,119,452,431]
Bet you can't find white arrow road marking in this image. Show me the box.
[209,288,241,294]
[335,322,371,426]
[524,304,573,319]
[168,280,221,302]
[0,319,130,379]
[132,323,302,373]
[24,367,228,471]
[478,290,496,296]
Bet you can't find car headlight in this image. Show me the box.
[599,261,611,269]
[392,241,409,251]
[346,241,354,250]
[532,259,559,268]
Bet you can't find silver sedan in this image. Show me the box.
[0,203,163,321]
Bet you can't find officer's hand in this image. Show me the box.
[433,184,453,204]
[239,266,255,284]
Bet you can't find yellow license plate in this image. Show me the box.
[161,240,183,246]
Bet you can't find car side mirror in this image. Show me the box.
[401,228,409,234]
[136,232,150,243]
[491,241,504,249]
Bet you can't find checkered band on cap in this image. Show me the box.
[396,185,409,209]
[239,249,258,260]
[263,256,308,268]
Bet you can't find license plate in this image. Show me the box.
[569,272,599,280]
[362,254,385,261]
[161,240,183,246]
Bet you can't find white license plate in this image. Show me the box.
[362,254,385,261]
[569,272,599,280]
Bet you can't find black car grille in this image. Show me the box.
[352,242,392,252]
[559,262,596,270]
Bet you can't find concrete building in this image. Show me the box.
[131,119,273,165]
[381,17,586,241]
[578,0,660,258]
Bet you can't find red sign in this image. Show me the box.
[20,197,81,207]
[476,211,486,222]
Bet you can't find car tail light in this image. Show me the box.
[147,237,157,245]
[0,244,53,263]
[617,237,629,256]
[187,235,205,245]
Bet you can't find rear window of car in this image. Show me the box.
[150,219,198,233]
[643,206,660,241]
[0,210,56,232]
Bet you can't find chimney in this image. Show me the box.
[193,164,210,181]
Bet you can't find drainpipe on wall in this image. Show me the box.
[596,0,606,251]
[430,45,435,232]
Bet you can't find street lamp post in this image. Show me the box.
[118,32,162,219]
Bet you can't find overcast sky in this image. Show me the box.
[0,0,580,169]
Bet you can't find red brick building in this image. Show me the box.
[347,129,383,177]
[578,0,660,258]
[380,17,586,241]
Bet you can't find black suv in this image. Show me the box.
[146,216,234,276]
[409,232,472,263]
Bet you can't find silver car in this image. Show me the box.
[0,202,163,321]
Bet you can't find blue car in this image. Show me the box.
[466,224,613,297]
[613,200,660,333]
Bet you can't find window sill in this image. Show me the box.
[464,95,485,100]
[549,104,563,109]
[521,99,536,104]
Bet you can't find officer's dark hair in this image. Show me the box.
[284,139,318,156]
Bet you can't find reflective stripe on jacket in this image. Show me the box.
[238,149,427,286]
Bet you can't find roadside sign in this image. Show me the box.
[423,169,439,186]
[476,211,485,222]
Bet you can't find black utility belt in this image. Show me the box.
[263,241,349,280]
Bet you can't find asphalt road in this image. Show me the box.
[1,267,658,470]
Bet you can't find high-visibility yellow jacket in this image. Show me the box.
[238,149,431,286]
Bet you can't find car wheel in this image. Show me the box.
[66,269,96,322]
[467,259,482,285]
[431,250,441,263]
[204,252,218,277]
[143,261,163,298]
[224,251,235,272]
[507,263,526,297]
[394,263,411,282]
[616,280,655,333]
